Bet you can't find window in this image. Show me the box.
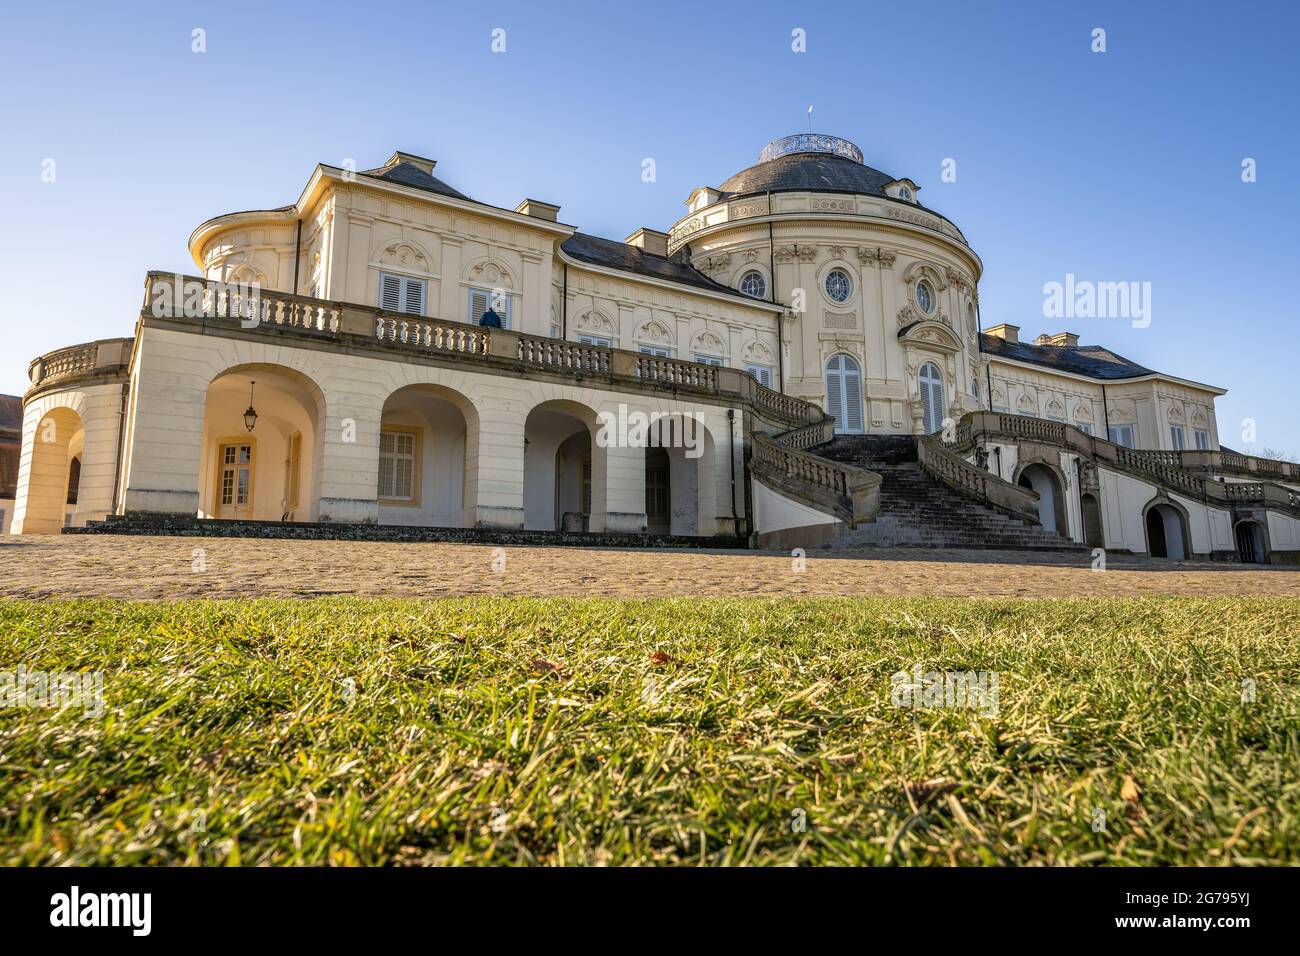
[919,362,945,435]
[915,279,935,315]
[1075,422,1092,435]
[1108,425,1135,448]
[824,268,852,303]
[824,354,864,434]
[578,334,613,348]
[468,287,511,327]
[694,355,724,366]
[378,430,417,501]
[746,363,773,387]
[1194,429,1210,451]
[1170,425,1186,451]
[899,186,912,200]
[379,272,426,316]
[639,345,673,358]
[739,271,767,299]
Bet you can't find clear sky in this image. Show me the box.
[2,0,1296,454]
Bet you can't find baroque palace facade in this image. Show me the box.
[7,134,1300,561]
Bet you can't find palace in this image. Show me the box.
[6,133,1299,561]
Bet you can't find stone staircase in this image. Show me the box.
[807,435,1086,550]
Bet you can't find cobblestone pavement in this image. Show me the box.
[1,534,1297,600]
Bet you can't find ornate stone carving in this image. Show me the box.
[878,250,897,268]
[774,245,797,263]
[383,242,428,269]
[828,245,847,260]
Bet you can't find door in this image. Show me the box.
[217,442,254,519]
[645,449,671,534]
[825,354,864,434]
[920,362,945,435]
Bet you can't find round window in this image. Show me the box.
[824,268,852,303]
[739,270,766,299]
[916,279,934,314]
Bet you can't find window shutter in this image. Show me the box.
[843,361,864,433]
[380,274,402,312]
[468,288,490,324]
[402,278,424,316]
[826,359,845,432]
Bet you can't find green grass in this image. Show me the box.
[1,597,1297,865]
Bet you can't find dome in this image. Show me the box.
[719,134,899,201]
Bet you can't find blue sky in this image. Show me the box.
[2,0,1296,453]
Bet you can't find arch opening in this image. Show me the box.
[1234,519,1267,564]
[1144,502,1188,560]
[1017,462,1065,534]
[18,406,84,533]
[199,365,324,522]
[378,384,478,528]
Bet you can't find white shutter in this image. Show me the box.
[920,363,944,435]
[468,288,490,324]
[825,357,845,432]
[745,364,772,387]
[380,274,402,312]
[402,278,424,316]
[843,360,864,433]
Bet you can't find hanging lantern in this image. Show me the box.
[243,379,258,432]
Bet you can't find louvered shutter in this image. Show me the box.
[843,358,864,433]
[920,364,944,435]
[402,278,424,316]
[468,288,490,324]
[380,274,402,312]
[826,358,845,432]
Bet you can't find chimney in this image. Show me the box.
[515,198,561,222]
[985,323,1019,343]
[384,151,437,175]
[625,227,670,257]
[1035,331,1079,348]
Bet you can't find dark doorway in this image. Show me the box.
[1081,492,1103,548]
[1146,507,1167,558]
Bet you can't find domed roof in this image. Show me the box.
[719,134,899,201]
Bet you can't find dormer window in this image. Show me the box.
[915,279,935,315]
[899,187,912,200]
[739,270,767,299]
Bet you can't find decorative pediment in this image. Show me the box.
[635,319,674,345]
[691,330,727,355]
[1046,397,1065,417]
[897,320,962,353]
[1167,405,1186,423]
[1018,393,1038,412]
[1191,408,1208,427]
[1073,403,1093,421]
[576,309,616,336]
[470,259,515,289]
[376,240,432,271]
[1111,406,1134,424]
[742,339,775,364]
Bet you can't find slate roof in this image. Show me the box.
[561,232,761,299]
[359,161,473,202]
[979,333,1156,380]
[720,152,899,202]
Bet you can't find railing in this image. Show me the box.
[517,336,610,375]
[1179,448,1299,481]
[952,410,1300,517]
[772,417,836,450]
[751,431,880,526]
[27,338,134,393]
[140,272,821,430]
[636,354,719,390]
[379,315,490,356]
[918,435,1040,523]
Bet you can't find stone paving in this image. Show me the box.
[1,534,1297,600]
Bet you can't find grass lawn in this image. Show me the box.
[1,596,1296,866]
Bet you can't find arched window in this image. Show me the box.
[920,362,945,434]
[824,269,852,304]
[899,187,912,200]
[825,354,864,434]
[738,270,766,299]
